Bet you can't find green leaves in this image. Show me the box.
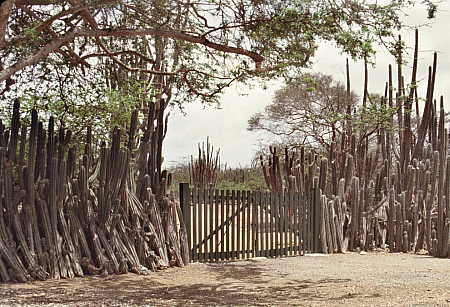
[353,101,397,132]
[23,27,40,40]
[1,0,425,130]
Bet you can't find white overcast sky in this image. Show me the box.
[163,2,450,168]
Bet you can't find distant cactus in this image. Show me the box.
[189,137,220,189]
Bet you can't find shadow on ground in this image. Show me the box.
[0,262,385,306]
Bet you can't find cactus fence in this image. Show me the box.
[259,30,450,258]
[0,100,189,283]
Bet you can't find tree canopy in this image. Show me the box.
[248,72,397,149]
[1,0,421,103]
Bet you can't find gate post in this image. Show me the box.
[313,178,321,253]
[179,183,191,259]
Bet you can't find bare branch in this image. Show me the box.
[1,27,265,82]
[84,28,264,63]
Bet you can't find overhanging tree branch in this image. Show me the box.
[1,27,265,82]
[76,28,265,63]
[1,0,426,105]
[1,31,77,82]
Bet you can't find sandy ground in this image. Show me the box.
[0,252,449,307]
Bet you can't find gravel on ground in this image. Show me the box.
[1,252,449,306]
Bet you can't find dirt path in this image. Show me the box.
[1,252,449,306]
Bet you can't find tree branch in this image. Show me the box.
[16,0,117,5]
[0,31,77,82]
[75,28,264,63]
[1,27,265,82]
[0,0,14,49]
[80,50,155,65]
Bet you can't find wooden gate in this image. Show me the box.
[179,183,321,262]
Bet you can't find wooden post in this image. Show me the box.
[313,177,321,253]
[179,183,191,262]
[214,189,220,261]
[236,190,242,259]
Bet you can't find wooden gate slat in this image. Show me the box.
[270,192,275,258]
[279,192,283,256]
[278,192,281,257]
[199,189,204,262]
[296,193,299,255]
[259,192,264,257]
[230,190,236,260]
[278,192,282,257]
[298,195,302,254]
[286,192,291,256]
[260,192,266,257]
[287,193,294,256]
[292,192,297,255]
[289,192,293,256]
[264,192,270,258]
[314,179,321,253]
[208,189,214,261]
[251,191,256,257]
[303,191,308,253]
[241,190,247,259]
[281,192,286,256]
[214,189,220,261]
[246,191,252,258]
[308,184,313,252]
[192,188,198,262]
[236,190,241,259]
[252,191,256,258]
[284,192,288,256]
[260,192,267,257]
[225,190,230,260]
[255,191,261,257]
[295,193,299,255]
[269,192,274,258]
[203,189,208,262]
[301,194,306,255]
[220,190,225,260]
[275,193,284,257]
